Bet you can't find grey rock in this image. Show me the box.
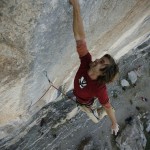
[146,120,150,133]
[121,79,130,87]
[0,0,150,147]
[128,71,138,84]
[116,116,147,150]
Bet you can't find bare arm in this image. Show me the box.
[70,0,88,57]
[103,104,119,135]
[104,106,117,125]
[70,0,85,40]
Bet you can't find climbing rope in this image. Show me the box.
[28,71,75,111]
[43,71,75,101]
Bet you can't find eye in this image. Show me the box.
[100,59,105,64]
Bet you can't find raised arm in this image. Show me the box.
[70,0,85,40]
[70,0,88,57]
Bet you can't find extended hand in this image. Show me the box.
[111,123,119,135]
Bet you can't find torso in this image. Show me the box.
[73,53,105,104]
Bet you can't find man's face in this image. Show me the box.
[89,56,110,76]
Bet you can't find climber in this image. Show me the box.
[69,0,119,135]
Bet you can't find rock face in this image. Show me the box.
[146,120,150,133]
[116,117,147,150]
[0,38,150,150]
[121,79,130,87]
[0,0,150,143]
[128,71,138,85]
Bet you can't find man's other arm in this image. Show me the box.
[103,103,119,135]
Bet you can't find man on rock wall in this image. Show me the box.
[70,0,119,135]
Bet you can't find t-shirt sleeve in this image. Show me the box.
[76,40,92,68]
[76,40,88,57]
[79,52,91,69]
[96,85,111,108]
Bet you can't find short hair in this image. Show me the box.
[97,54,119,84]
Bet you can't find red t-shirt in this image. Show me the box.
[73,41,109,106]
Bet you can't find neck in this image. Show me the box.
[88,69,98,80]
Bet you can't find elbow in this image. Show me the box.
[74,33,85,41]
[102,102,112,110]
[103,104,115,113]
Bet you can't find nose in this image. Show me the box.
[95,59,99,63]
[94,59,99,65]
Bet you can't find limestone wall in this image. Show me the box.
[0,0,150,140]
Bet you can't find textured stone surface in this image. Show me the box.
[128,71,138,84]
[116,117,147,150]
[121,79,130,87]
[0,36,150,150]
[0,0,150,146]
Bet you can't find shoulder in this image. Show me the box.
[97,83,107,90]
[95,84,108,97]
[79,52,92,68]
[80,52,91,60]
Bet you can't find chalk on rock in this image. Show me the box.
[128,71,137,84]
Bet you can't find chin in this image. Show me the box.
[89,62,93,68]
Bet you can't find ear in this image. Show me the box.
[109,73,119,83]
[113,73,119,81]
